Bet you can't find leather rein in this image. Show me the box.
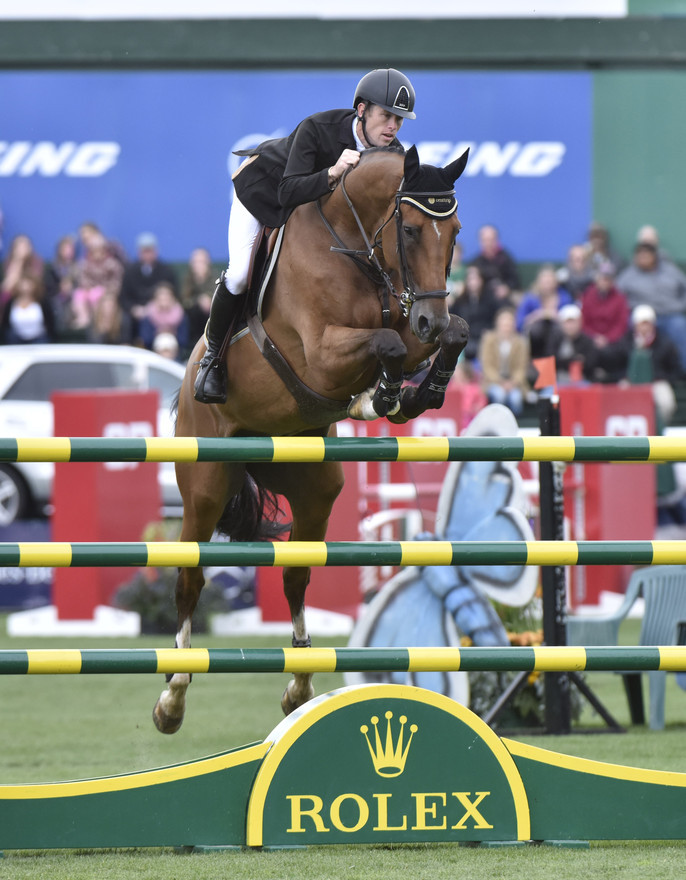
[316,167,456,327]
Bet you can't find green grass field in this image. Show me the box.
[2,616,686,879]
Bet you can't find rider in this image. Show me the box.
[194,68,417,404]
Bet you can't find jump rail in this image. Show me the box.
[2,646,686,674]
[2,435,686,462]
[3,539,686,567]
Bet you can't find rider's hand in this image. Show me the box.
[329,149,360,187]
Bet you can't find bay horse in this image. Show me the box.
[153,145,470,733]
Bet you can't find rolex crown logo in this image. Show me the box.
[360,711,418,777]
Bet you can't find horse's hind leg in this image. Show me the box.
[153,459,235,734]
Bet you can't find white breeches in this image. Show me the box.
[225,193,263,296]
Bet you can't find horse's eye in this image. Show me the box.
[403,225,419,240]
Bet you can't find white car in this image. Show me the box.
[0,344,186,526]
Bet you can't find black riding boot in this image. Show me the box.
[193,274,242,404]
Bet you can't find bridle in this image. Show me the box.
[316,167,457,326]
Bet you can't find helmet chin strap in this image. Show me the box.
[357,107,376,149]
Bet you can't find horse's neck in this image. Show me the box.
[335,155,403,232]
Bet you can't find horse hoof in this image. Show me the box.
[347,389,379,421]
[281,686,298,716]
[280,682,315,716]
[152,698,184,735]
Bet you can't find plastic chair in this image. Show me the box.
[566,565,686,729]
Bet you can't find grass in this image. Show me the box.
[2,616,686,878]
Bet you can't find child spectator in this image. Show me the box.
[0,274,55,344]
[71,231,124,332]
[138,281,188,352]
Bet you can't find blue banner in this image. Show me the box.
[0,70,591,265]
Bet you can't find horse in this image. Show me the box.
[153,144,470,733]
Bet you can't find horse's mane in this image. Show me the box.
[358,145,405,161]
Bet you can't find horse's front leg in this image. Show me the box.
[389,314,469,423]
[260,459,344,715]
[347,328,407,420]
[153,565,204,734]
[153,459,234,734]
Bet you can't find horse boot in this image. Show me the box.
[194,273,242,404]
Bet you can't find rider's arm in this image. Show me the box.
[278,116,333,211]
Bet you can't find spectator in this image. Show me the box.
[516,265,572,333]
[181,247,216,349]
[580,260,630,349]
[1,234,43,304]
[615,241,686,371]
[119,232,178,343]
[525,286,565,363]
[636,224,675,266]
[78,220,127,266]
[470,224,520,304]
[446,241,466,306]
[152,331,181,361]
[556,243,594,301]
[0,274,55,344]
[88,291,124,345]
[585,221,625,273]
[449,264,499,362]
[604,304,682,425]
[138,281,188,352]
[43,235,80,338]
[70,231,124,332]
[478,307,529,417]
[554,303,599,383]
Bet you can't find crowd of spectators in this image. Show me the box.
[447,222,686,426]
[2,218,686,429]
[0,222,212,361]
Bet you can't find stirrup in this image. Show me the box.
[193,353,227,404]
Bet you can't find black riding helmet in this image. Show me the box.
[353,68,416,120]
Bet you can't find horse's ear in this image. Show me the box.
[403,145,421,187]
[445,148,470,183]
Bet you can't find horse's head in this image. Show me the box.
[383,145,469,344]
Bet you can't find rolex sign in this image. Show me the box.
[246,685,529,846]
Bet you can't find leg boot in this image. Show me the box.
[193,274,243,404]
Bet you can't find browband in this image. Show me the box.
[398,190,457,219]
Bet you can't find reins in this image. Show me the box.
[317,163,457,324]
[316,173,395,327]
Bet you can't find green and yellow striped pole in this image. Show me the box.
[1,646,685,675]
[2,539,686,568]
[2,435,686,463]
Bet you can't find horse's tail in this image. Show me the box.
[215,472,290,542]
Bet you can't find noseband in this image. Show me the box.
[317,168,457,323]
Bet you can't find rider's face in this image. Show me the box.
[358,104,404,148]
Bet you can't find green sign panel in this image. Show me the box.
[247,684,530,846]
